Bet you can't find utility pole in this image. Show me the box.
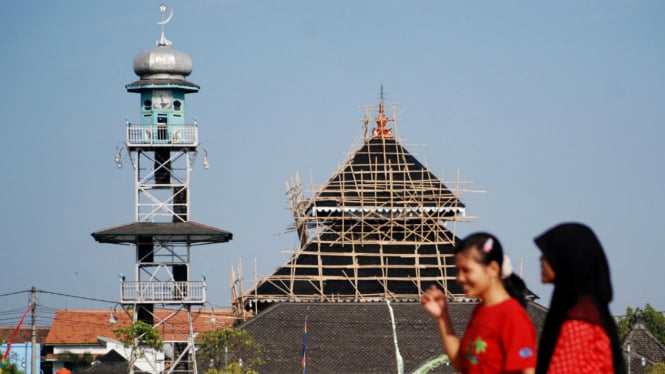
[31,286,37,374]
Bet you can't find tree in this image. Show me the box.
[114,320,164,374]
[0,363,25,374]
[198,327,264,374]
[0,346,26,374]
[617,304,665,345]
[648,362,665,374]
[62,351,93,372]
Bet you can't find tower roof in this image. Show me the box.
[132,45,193,80]
[308,136,465,214]
[91,221,232,245]
[308,86,463,215]
[236,92,471,311]
[125,3,199,92]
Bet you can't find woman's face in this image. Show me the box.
[540,256,556,284]
[455,250,495,299]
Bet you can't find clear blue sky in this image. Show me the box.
[1,1,663,323]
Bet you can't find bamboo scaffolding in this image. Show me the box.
[232,101,478,315]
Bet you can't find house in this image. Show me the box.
[622,311,665,374]
[82,349,147,374]
[0,326,50,374]
[44,308,235,374]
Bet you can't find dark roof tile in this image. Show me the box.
[240,301,547,373]
[91,221,232,244]
[622,326,665,370]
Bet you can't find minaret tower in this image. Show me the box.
[125,2,199,223]
[93,4,232,373]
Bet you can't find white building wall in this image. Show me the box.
[49,337,165,374]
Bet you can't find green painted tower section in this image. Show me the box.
[125,42,200,128]
[125,18,200,144]
[116,7,208,223]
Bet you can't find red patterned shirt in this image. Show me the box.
[547,320,613,373]
[459,298,537,373]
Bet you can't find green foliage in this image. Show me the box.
[198,327,264,374]
[113,320,163,373]
[617,304,665,345]
[617,306,635,340]
[648,362,665,374]
[0,362,26,374]
[62,351,93,371]
[0,349,26,374]
[113,320,163,352]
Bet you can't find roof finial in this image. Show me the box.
[372,84,393,138]
[157,2,173,46]
[633,309,646,329]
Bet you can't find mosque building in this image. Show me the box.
[232,89,547,372]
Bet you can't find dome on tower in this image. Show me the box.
[132,45,193,80]
[125,4,199,92]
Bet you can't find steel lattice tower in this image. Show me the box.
[93,4,232,373]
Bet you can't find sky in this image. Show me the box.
[1,1,664,325]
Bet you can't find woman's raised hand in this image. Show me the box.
[421,284,447,319]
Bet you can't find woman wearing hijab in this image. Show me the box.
[534,222,625,374]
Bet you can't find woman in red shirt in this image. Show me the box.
[421,233,537,373]
[534,222,626,374]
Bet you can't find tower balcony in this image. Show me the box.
[126,123,198,148]
[120,281,206,304]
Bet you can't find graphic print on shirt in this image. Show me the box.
[465,336,488,364]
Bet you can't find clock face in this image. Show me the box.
[153,90,173,109]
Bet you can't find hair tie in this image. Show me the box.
[483,238,494,253]
[501,255,513,279]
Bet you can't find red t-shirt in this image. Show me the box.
[459,298,537,373]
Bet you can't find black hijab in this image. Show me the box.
[534,223,625,374]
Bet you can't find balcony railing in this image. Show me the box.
[126,123,198,147]
[120,281,206,304]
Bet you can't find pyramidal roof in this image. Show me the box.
[309,136,465,214]
[235,92,471,313]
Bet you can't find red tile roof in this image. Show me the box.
[0,327,49,345]
[45,309,236,345]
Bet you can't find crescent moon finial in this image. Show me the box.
[158,8,174,25]
[156,3,173,46]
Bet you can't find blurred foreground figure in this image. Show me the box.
[534,222,626,374]
[422,232,536,373]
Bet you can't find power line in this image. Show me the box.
[35,290,118,305]
[0,307,32,315]
[1,289,117,305]
[0,289,118,327]
[0,290,31,297]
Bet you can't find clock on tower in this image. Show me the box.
[153,90,173,109]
